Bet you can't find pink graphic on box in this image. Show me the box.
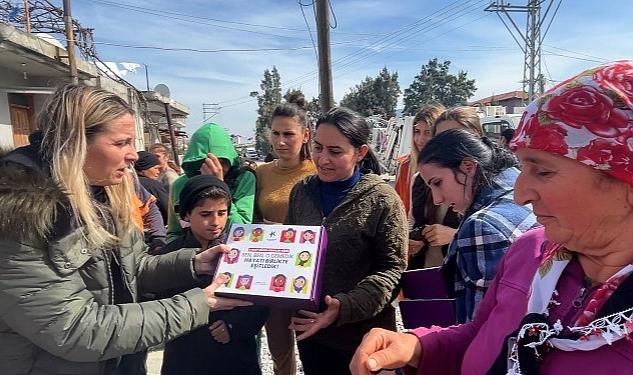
[299,230,316,244]
[223,248,240,264]
[280,228,297,243]
[269,274,287,292]
[235,274,253,290]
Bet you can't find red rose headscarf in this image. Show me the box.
[510,60,633,185]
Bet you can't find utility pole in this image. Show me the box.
[485,0,561,101]
[202,103,220,122]
[315,0,334,112]
[22,0,31,33]
[62,0,78,84]
[163,102,180,165]
[144,64,150,91]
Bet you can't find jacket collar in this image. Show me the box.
[302,173,386,216]
[0,137,67,244]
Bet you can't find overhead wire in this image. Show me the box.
[92,41,317,53]
[331,6,492,82]
[541,50,607,64]
[214,0,488,108]
[329,0,337,29]
[283,0,488,89]
[280,0,474,88]
[91,0,313,41]
[542,44,609,63]
[93,0,308,32]
[298,0,319,63]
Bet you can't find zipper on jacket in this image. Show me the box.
[103,249,115,304]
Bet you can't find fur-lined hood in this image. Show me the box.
[0,146,68,244]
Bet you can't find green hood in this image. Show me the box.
[181,123,239,177]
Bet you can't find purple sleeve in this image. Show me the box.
[138,185,167,254]
[404,249,509,375]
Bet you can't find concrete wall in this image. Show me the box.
[0,92,14,148]
[0,69,65,89]
[32,94,48,118]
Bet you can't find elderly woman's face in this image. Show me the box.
[83,114,138,186]
[140,165,161,180]
[514,148,632,250]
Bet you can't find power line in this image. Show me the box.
[93,0,307,32]
[542,44,609,62]
[281,0,473,88]
[91,0,312,41]
[283,0,487,89]
[210,3,479,107]
[220,98,258,110]
[93,41,317,53]
[329,0,337,29]
[204,0,490,111]
[330,4,491,83]
[485,0,564,100]
[213,1,487,107]
[91,0,381,40]
[542,50,606,64]
[298,0,318,63]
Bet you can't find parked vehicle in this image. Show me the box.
[244,147,259,160]
[480,114,522,141]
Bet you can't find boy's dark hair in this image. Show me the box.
[179,175,232,220]
[187,186,230,214]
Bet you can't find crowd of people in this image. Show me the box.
[0,60,632,375]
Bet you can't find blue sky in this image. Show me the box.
[70,0,633,138]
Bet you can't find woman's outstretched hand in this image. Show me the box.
[203,275,252,311]
[194,244,229,275]
[349,328,422,375]
[289,295,340,341]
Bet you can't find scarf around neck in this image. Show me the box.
[491,242,633,375]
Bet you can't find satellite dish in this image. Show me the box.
[154,84,170,98]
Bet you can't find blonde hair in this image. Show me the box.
[410,103,445,178]
[433,106,483,137]
[39,84,138,249]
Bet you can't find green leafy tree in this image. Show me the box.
[283,88,303,103]
[403,58,476,115]
[340,67,400,118]
[306,97,322,125]
[255,66,282,154]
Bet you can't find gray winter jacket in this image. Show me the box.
[0,144,210,375]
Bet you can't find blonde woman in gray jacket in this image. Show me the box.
[0,84,249,375]
[286,107,408,375]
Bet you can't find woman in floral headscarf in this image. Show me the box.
[349,60,633,375]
